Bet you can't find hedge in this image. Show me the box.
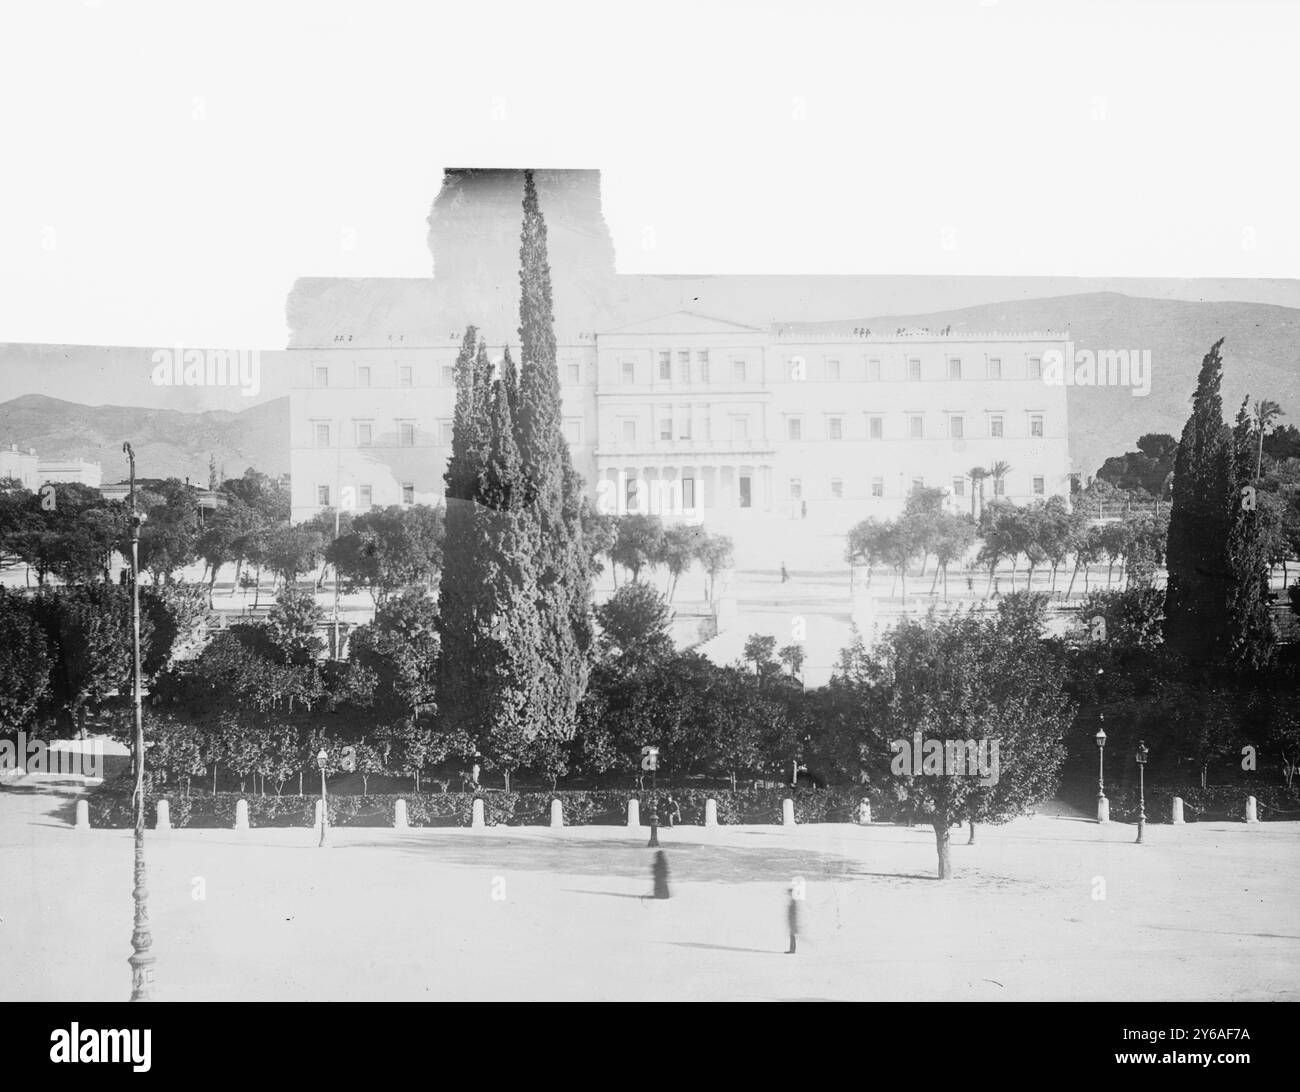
[1099,783,1300,824]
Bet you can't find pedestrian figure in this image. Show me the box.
[652,850,670,899]
[663,794,682,827]
[780,562,789,584]
[787,885,801,954]
[800,500,808,520]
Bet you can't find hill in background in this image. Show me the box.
[0,393,289,483]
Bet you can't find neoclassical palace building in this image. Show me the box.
[288,307,1070,530]
[286,170,1071,532]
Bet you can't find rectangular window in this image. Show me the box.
[626,477,640,511]
[948,358,962,380]
[401,365,414,388]
[867,359,882,382]
[988,357,1003,380]
[358,484,373,509]
[401,482,414,505]
[868,416,883,440]
[994,476,1007,497]
[677,350,690,377]
[356,366,371,388]
[950,415,964,440]
[355,421,373,447]
[658,352,671,381]
[566,362,580,385]
[314,422,331,447]
[622,419,637,444]
[952,476,966,497]
[908,358,922,382]
[659,418,672,441]
[699,356,710,384]
[564,418,583,446]
[1029,356,1043,380]
[830,478,844,499]
[732,415,749,441]
[739,475,752,508]
[827,416,843,440]
[1030,414,1044,438]
[399,421,415,447]
[990,415,1004,439]
[314,365,329,388]
[623,361,635,385]
[317,485,330,506]
[871,477,884,498]
[678,409,692,440]
[787,358,801,381]
[909,415,924,440]
[787,417,803,441]
[789,478,802,501]
[682,477,696,509]
[439,420,454,446]
[1033,475,1045,495]
[732,359,747,383]
[439,365,453,387]
[826,358,841,381]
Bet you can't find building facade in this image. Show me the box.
[288,310,1071,530]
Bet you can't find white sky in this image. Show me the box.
[0,0,1297,351]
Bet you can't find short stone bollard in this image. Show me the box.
[74,799,90,831]
[1246,796,1259,824]
[235,798,249,831]
[155,799,171,833]
[857,799,872,825]
[782,798,795,826]
[705,798,718,827]
[471,797,485,829]
[1171,797,1184,825]
[1098,797,1110,824]
[627,798,640,828]
[394,799,408,829]
[550,798,564,828]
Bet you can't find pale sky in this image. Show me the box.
[1,0,1297,353]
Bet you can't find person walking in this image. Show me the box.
[780,562,789,584]
[652,850,671,899]
[786,885,801,954]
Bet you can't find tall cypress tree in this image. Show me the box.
[1164,339,1235,664]
[437,327,491,742]
[1225,398,1278,670]
[514,169,593,739]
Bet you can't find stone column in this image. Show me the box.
[782,798,795,826]
[1246,796,1259,824]
[74,799,90,830]
[550,798,564,828]
[627,798,640,827]
[1171,797,1184,825]
[472,797,486,829]
[704,798,718,827]
[235,798,250,830]
[394,799,408,829]
[155,799,171,833]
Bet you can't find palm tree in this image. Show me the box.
[968,467,990,520]
[1254,399,1285,480]
[989,460,1012,501]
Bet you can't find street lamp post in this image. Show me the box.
[124,443,155,1001]
[1135,740,1149,845]
[1095,718,1108,823]
[318,748,331,848]
[644,745,660,848]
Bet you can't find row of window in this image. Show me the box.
[312,362,591,389]
[611,411,1048,445]
[311,354,1049,390]
[311,419,588,448]
[316,482,417,508]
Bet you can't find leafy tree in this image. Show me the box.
[594,582,674,670]
[0,589,52,731]
[136,478,201,583]
[743,634,778,684]
[863,603,1072,878]
[658,523,700,601]
[196,499,258,604]
[262,524,325,588]
[264,587,326,666]
[328,504,444,604]
[610,513,664,582]
[347,588,440,721]
[778,643,806,681]
[694,531,734,602]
